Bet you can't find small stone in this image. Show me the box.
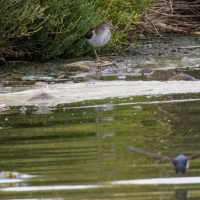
[28,92,55,101]
[34,82,47,87]
[168,74,198,81]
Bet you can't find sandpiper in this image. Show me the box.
[85,20,117,61]
[126,145,200,175]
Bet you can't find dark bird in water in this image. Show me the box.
[126,145,200,175]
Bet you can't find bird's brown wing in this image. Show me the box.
[188,154,200,160]
[84,27,94,39]
[125,145,172,161]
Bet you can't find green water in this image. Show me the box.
[0,94,200,199]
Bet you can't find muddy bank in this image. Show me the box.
[0,81,200,106]
[0,34,200,106]
[1,34,200,85]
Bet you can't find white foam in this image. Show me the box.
[111,177,200,185]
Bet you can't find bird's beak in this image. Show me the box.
[111,25,118,29]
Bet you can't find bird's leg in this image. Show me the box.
[94,48,103,63]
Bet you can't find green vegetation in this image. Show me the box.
[0,0,156,61]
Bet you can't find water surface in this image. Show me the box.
[0,94,200,199]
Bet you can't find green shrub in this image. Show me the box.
[0,0,47,40]
[0,0,48,59]
[0,0,107,60]
[36,0,107,59]
[0,0,156,61]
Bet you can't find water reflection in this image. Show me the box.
[0,184,99,191]
[0,171,35,179]
[32,105,52,114]
[0,171,35,188]
[94,103,114,111]
[1,177,200,192]
[95,117,114,122]
[0,95,200,198]
[96,132,115,137]
[111,177,200,185]
[20,105,27,115]
[0,104,9,112]
[175,189,188,200]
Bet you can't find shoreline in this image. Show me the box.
[0,80,200,106]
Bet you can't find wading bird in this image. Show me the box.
[85,20,117,61]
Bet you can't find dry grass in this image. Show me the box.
[137,0,200,35]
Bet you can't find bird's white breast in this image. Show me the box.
[86,29,111,47]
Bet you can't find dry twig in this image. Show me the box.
[138,0,200,34]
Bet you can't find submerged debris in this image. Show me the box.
[168,74,199,81]
[0,171,35,179]
[28,92,55,101]
[22,76,54,81]
[22,76,69,82]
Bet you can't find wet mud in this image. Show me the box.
[0,34,200,105]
